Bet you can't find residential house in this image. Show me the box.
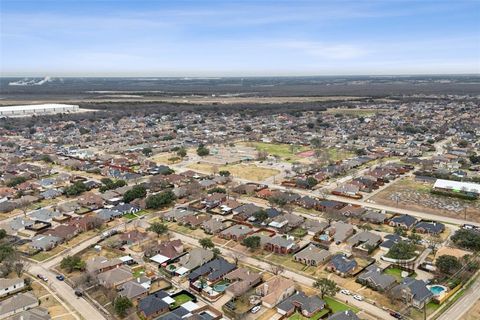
[219,225,253,242]
[175,248,214,276]
[188,258,236,284]
[138,291,171,319]
[0,278,25,297]
[232,203,263,221]
[390,277,433,309]
[357,265,396,292]
[361,211,387,224]
[324,221,355,244]
[389,215,418,230]
[256,276,295,308]
[414,221,445,235]
[277,291,325,318]
[95,209,122,221]
[77,192,104,209]
[347,231,382,254]
[224,268,262,298]
[97,265,133,289]
[86,256,123,274]
[326,254,357,277]
[301,220,329,236]
[118,280,149,302]
[268,213,304,231]
[120,230,148,245]
[10,307,51,320]
[147,239,184,261]
[29,235,62,251]
[0,292,39,320]
[380,234,402,251]
[44,225,79,242]
[201,218,227,234]
[263,235,298,254]
[328,310,360,320]
[294,244,331,266]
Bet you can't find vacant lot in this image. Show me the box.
[187,162,279,181]
[370,178,480,222]
[326,108,389,117]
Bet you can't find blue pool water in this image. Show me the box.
[429,285,446,295]
[319,234,329,241]
[213,284,229,292]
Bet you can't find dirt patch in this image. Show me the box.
[370,178,480,222]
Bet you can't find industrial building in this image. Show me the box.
[0,104,80,116]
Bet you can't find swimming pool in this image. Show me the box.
[319,234,329,241]
[213,283,229,292]
[428,285,447,296]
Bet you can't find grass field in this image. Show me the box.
[246,142,310,161]
[324,296,359,313]
[187,162,279,181]
[172,293,192,308]
[289,309,329,320]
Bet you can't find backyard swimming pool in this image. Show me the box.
[428,285,447,296]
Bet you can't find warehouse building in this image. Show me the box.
[433,179,480,196]
[0,104,80,116]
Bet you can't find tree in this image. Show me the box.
[219,170,231,177]
[386,241,417,260]
[145,190,176,209]
[142,147,153,156]
[408,229,421,244]
[13,262,26,277]
[253,210,268,222]
[197,145,210,157]
[199,238,214,249]
[147,222,168,238]
[60,256,86,273]
[313,278,339,298]
[436,255,461,275]
[64,181,87,196]
[177,147,187,158]
[207,187,226,194]
[0,229,6,240]
[306,177,318,189]
[123,185,147,203]
[6,176,27,187]
[451,229,480,251]
[114,296,133,317]
[243,236,261,250]
[212,248,221,258]
[394,226,407,237]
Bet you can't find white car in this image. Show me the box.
[251,305,261,314]
[353,295,363,301]
[340,289,351,295]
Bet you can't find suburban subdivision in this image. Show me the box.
[0,78,479,320]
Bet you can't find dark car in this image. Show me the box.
[56,275,65,281]
[74,290,83,297]
[390,311,402,319]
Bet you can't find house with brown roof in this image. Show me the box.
[77,192,104,209]
[256,276,295,308]
[224,268,262,298]
[44,225,79,242]
[98,265,133,289]
[145,239,183,259]
[86,256,123,274]
[120,230,148,245]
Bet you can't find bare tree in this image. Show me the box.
[270,264,285,276]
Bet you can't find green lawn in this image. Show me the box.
[410,301,440,320]
[171,294,192,308]
[324,296,359,313]
[124,210,148,220]
[248,142,309,161]
[289,227,308,239]
[384,267,416,282]
[289,309,329,320]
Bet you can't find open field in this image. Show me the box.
[187,162,279,181]
[150,152,182,164]
[326,108,389,116]
[370,178,480,222]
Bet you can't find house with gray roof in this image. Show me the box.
[390,277,433,309]
[326,254,357,277]
[389,214,418,230]
[328,310,359,320]
[29,235,62,251]
[347,231,382,254]
[0,292,39,319]
[415,221,445,235]
[224,268,262,298]
[163,208,195,222]
[301,220,329,236]
[324,221,354,244]
[95,208,122,221]
[97,265,133,289]
[294,244,331,266]
[0,278,25,297]
[138,290,171,319]
[264,235,298,254]
[357,264,396,292]
[188,257,236,284]
[219,224,253,242]
[177,248,214,275]
[118,279,149,301]
[29,208,60,223]
[11,307,51,320]
[201,218,227,234]
[361,211,387,224]
[277,291,325,318]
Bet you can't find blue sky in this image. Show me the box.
[1,0,479,76]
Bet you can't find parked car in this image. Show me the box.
[340,289,351,295]
[390,311,403,319]
[37,274,48,282]
[251,306,261,314]
[74,290,83,297]
[56,275,65,281]
[353,295,363,301]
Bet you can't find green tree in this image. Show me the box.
[219,170,231,177]
[0,229,6,240]
[212,248,221,258]
[243,236,261,250]
[408,229,422,244]
[6,176,27,187]
[114,296,133,317]
[386,241,417,260]
[145,190,176,209]
[253,210,268,222]
[306,177,318,189]
[147,222,168,238]
[64,181,87,196]
[123,185,147,203]
[142,147,153,156]
[313,278,339,298]
[451,229,480,251]
[60,256,86,273]
[177,147,187,158]
[207,187,226,194]
[436,255,461,275]
[199,238,214,249]
[197,145,210,157]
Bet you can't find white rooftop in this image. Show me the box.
[0,104,79,112]
[434,179,480,194]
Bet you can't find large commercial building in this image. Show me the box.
[0,104,80,116]
[433,179,480,196]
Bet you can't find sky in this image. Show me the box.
[1,0,479,76]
